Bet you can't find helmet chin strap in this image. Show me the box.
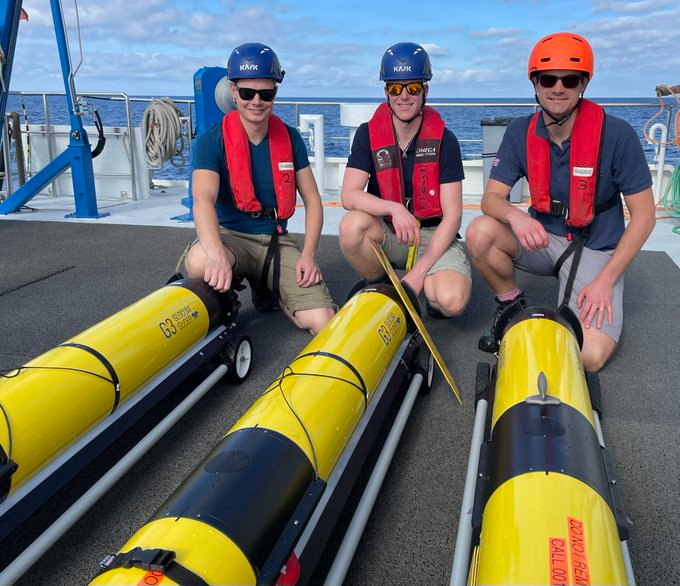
[388,95,426,125]
[536,94,582,127]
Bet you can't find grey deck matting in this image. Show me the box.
[0,221,678,585]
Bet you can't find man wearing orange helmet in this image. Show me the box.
[466,32,655,371]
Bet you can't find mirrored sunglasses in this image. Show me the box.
[235,85,278,102]
[538,74,583,89]
[386,81,424,96]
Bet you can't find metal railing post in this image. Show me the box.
[2,114,13,196]
[42,92,57,197]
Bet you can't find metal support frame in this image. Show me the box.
[0,324,236,544]
[0,0,106,218]
[0,0,23,142]
[292,335,420,585]
[324,371,424,586]
[0,364,230,586]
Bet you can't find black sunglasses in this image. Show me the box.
[234,84,278,102]
[538,73,583,89]
[386,81,424,96]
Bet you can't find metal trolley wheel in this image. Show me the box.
[224,335,253,384]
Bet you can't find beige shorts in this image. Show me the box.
[177,227,336,314]
[379,219,472,280]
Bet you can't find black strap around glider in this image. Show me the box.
[0,444,18,500]
[96,547,209,586]
[59,342,121,414]
[253,228,282,312]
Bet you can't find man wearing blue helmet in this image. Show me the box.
[339,42,471,318]
[178,43,336,334]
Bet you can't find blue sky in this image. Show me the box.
[10,0,680,98]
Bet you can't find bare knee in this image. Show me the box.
[425,272,471,317]
[581,339,616,372]
[339,211,376,248]
[294,307,336,335]
[184,244,206,278]
[465,215,504,258]
[432,288,469,317]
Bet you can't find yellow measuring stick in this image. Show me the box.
[405,220,419,271]
[370,240,462,403]
[405,241,418,272]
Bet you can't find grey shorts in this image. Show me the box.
[379,218,472,280]
[177,227,336,314]
[513,232,624,342]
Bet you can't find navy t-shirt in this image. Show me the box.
[489,111,652,250]
[347,122,465,201]
[192,121,310,234]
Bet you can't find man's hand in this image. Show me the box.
[390,203,421,246]
[402,266,426,296]
[296,254,322,288]
[508,210,549,251]
[577,276,614,330]
[203,250,233,292]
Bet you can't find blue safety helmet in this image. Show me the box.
[380,42,432,82]
[227,43,285,83]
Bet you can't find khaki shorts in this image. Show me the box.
[379,219,472,280]
[513,231,624,342]
[177,227,336,314]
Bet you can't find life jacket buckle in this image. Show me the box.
[250,207,278,222]
[263,206,278,222]
[550,200,568,217]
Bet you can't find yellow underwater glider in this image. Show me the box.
[0,279,251,544]
[450,305,635,585]
[91,278,447,585]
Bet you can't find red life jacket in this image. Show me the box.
[367,103,445,219]
[527,99,605,228]
[221,111,296,220]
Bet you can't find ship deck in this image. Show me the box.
[0,190,679,585]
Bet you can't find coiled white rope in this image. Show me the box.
[141,97,186,168]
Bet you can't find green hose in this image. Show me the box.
[663,164,680,234]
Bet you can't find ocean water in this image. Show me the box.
[5,94,679,182]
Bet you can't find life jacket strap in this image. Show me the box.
[546,194,619,221]
[252,230,282,312]
[552,196,620,307]
[554,230,590,308]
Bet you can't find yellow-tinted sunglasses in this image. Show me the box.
[386,81,424,96]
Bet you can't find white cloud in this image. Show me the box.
[437,68,500,83]
[469,27,524,38]
[592,0,673,13]
[421,43,449,57]
[11,0,679,98]
[497,36,526,47]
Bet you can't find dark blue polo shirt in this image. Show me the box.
[192,121,310,235]
[347,122,465,201]
[489,111,652,250]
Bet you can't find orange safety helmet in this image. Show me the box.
[528,32,594,80]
